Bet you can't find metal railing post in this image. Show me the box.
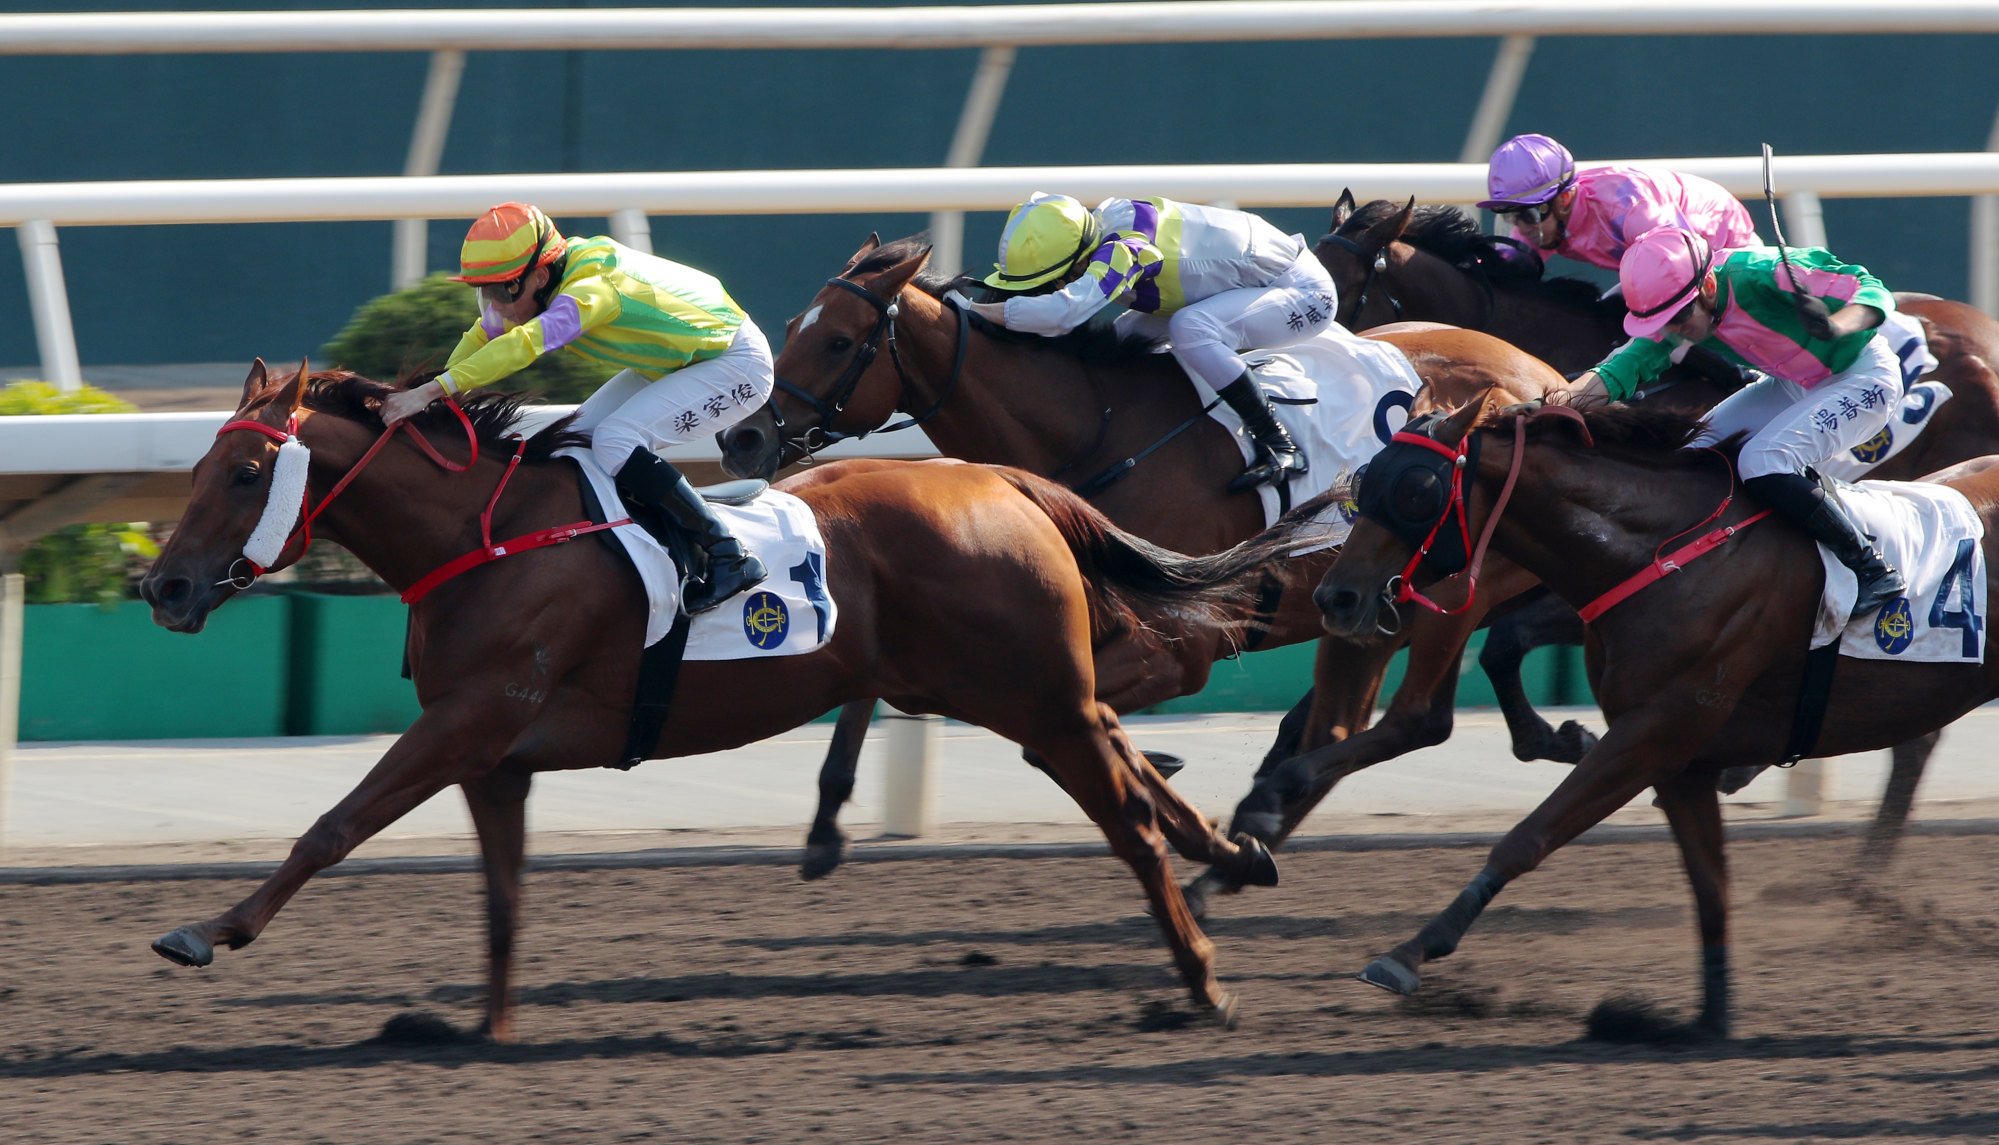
[16,220,82,391]
[1782,189,1828,248]
[880,706,940,837]
[1972,99,1999,317]
[610,207,653,253]
[0,570,23,856]
[928,45,1015,276]
[391,49,465,290]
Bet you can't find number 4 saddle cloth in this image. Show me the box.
[559,446,838,658]
[1813,478,1987,664]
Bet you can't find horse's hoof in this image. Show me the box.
[799,841,846,881]
[1231,833,1280,888]
[1210,991,1241,1030]
[1141,750,1186,780]
[1357,954,1420,995]
[152,927,214,968]
[1554,720,1600,762]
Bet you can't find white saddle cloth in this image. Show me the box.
[558,448,838,658]
[1207,323,1423,541]
[1813,478,1986,663]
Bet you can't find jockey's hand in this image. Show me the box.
[1794,295,1836,341]
[943,290,1006,326]
[381,379,447,426]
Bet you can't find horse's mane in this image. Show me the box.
[1486,400,1739,470]
[1343,201,1612,314]
[290,369,590,462]
[851,234,1169,366]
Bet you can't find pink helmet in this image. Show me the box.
[1478,133,1576,210]
[1620,227,1714,339]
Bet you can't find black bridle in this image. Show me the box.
[1320,233,1403,327]
[768,276,968,466]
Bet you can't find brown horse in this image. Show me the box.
[717,234,1564,885]
[1315,194,1999,853]
[137,360,1320,1038]
[1313,395,1999,1035]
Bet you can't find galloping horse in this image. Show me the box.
[1313,395,1999,1034]
[1315,194,1999,855]
[717,234,1563,886]
[139,360,1314,1037]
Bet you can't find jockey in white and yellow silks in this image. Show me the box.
[963,193,1337,492]
[381,202,770,614]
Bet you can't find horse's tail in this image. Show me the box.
[992,467,1339,641]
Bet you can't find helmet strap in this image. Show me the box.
[531,250,569,309]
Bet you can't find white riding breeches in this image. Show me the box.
[1691,335,1904,481]
[1120,250,1341,394]
[573,319,775,475]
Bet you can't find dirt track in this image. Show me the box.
[4,833,1999,1142]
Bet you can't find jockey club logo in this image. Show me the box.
[1849,426,1894,465]
[1874,596,1915,655]
[743,590,789,650]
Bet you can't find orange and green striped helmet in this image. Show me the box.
[451,202,568,285]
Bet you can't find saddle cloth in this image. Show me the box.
[1812,478,1986,663]
[1211,323,1424,538]
[558,447,838,658]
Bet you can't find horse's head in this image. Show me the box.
[139,358,309,632]
[719,233,934,480]
[1315,395,1493,638]
[1315,191,1416,330]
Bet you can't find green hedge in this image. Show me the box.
[2,381,160,606]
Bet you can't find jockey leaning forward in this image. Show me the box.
[382,202,771,614]
[954,192,1335,491]
[1563,226,1908,618]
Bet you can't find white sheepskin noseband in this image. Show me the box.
[243,435,311,568]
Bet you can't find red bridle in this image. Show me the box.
[214,400,479,581]
[1386,414,1533,617]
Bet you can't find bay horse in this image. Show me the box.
[1312,394,1999,1035]
[717,233,1563,887]
[137,360,1318,1038]
[1316,194,1999,854]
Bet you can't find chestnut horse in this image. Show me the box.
[1313,396,1999,1035]
[138,361,1318,1037]
[1315,194,1999,855]
[717,234,1563,888]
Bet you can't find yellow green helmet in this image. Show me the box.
[984,193,1101,291]
[451,202,567,285]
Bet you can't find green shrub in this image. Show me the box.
[1,380,159,605]
[318,273,604,403]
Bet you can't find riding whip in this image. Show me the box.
[1760,143,1835,337]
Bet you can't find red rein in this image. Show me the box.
[216,401,628,602]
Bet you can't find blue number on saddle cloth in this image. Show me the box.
[790,551,832,643]
[1927,537,1984,659]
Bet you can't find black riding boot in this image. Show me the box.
[1218,372,1306,492]
[1744,471,1906,619]
[615,446,767,615]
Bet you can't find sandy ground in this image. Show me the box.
[3,833,1998,1143]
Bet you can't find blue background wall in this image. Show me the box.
[3,0,1994,373]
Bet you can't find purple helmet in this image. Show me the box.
[1479,134,1577,211]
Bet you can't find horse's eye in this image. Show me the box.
[1391,469,1443,520]
[232,464,261,488]
[826,336,853,354]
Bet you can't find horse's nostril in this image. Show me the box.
[152,576,192,607]
[1318,587,1361,617]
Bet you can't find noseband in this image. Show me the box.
[769,277,967,465]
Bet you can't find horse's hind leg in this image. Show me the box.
[1096,704,1278,889]
[463,766,534,1043]
[1030,718,1235,1022]
[801,700,874,880]
[1862,729,1942,865]
[1479,593,1597,763]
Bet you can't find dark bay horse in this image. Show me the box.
[1316,194,1999,853]
[1313,395,1999,1034]
[138,360,1315,1038]
[718,233,1563,886]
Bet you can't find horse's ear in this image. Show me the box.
[839,233,882,276]
[239,357,270,407]
[1331,188,1357,231]
[1437,386,1495,445]
[270,356,308,419]
[1394,197,1416,238]
[865,244,932,301]
[1355,196,1414,256]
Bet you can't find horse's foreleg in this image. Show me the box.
[1097,704,1277,890]
[801,700,874,881]
[1358,707,1704,998]
[1654,769,1731,1036]
[1862,729,1942,865]
[1479,594,1597,763]
[463,766,533,1043]
[151,705,512,969]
